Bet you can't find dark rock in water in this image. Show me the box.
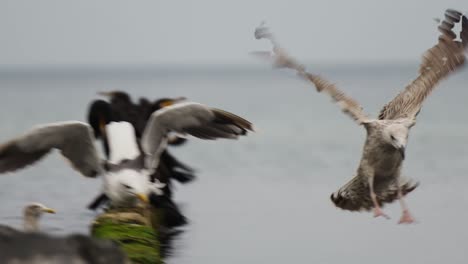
[0,227,128,264]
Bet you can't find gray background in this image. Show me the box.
[0,1,467,264]
[0,0,466,66]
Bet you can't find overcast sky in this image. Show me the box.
[0,0,466,66]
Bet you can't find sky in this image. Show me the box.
[0,0,466,66]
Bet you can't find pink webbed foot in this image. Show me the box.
[373,207,390,219]
[398,209,415,224]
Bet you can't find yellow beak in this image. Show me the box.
[159,97,187,108]
[136,193,149,204]
[43,208,56,214]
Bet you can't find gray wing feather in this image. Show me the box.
[0,122,101,177]
[142,102,253,169]
[379,10,467,120]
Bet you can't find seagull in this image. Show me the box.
[22,203,56,232]
[87,93,195,212]
[0,203,128,263]
[0,203,56,233]
[0,101,254,208]
[254,9,467,223]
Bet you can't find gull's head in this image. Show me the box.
[23,203,55,232]
[383,120,414,159]
[119,182,149,204]
[105,169,151,207]
[24,203,56,217]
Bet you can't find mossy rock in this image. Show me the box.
[91,207,162,264]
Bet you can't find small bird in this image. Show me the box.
[255,9,467,223]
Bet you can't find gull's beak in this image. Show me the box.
[136,193,149,204]
[42,208,56,214]
[398,146,406,160]
[159,97,187,108]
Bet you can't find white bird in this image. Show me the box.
[0,101,253,208]
[255,9,467,223]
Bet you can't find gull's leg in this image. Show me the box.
[368,175,390,219]
[397,179,415,224]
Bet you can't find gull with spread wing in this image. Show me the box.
[254,9,467,223]
[0,101,253,208]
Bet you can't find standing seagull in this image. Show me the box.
[254,9,467,223]
[87,93,195,211]
[0,203,56,234]
[0,102,253,208]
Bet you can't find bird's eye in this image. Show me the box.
[122,184,131,189]
[390,135,395,141]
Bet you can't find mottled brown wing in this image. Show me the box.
[254,24,370,124]
[253,24,306,71]
[379,10,467,120]
[300,72,371,124]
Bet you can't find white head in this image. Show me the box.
[23,203,55,232]
[104,169,150,207]
[104,169,165,208]
[382,119,415,159]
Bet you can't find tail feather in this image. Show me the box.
[330,176,419,211]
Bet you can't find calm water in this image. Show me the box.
[0,64,467,263]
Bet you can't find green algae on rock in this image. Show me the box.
[91,207,162,264]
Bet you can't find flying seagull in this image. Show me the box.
[0,101,253,208]
[254,9,467,223]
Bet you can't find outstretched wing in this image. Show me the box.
[299,72,371,124]
[330,175,419,211]
[379,9,467,120]
[253,24,370,125]
[0,122,101,177]
[141,102,253,170]
[253,23,306,71]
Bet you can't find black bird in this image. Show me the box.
[86,91,194,227]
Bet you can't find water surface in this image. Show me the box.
[0,64,467,263]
